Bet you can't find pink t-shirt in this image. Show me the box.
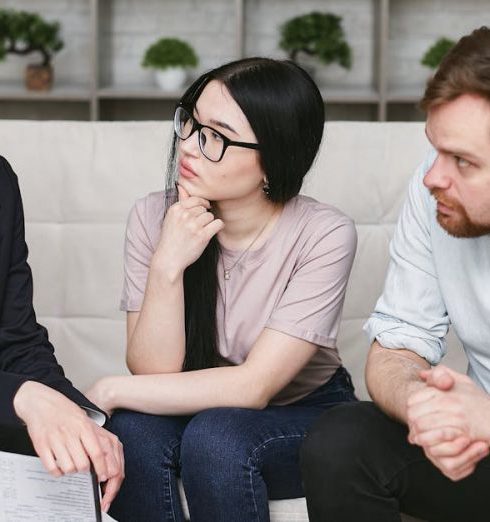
[120,193,357,405]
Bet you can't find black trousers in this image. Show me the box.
[300,401,490,522]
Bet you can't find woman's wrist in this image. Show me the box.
[150,255,184,285]
[87,376,124,414]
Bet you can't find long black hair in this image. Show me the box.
[165,57,325,371]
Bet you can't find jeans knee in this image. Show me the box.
[181,408,253,476]
[110,410,184,471]
[109,410,146,449]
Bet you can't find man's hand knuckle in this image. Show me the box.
[91,448,104,460]
[445,460,458,473]
[45,462,58,473]
[64,464,76,474]
[79,462,91,473]
[58,423,72,436]
[100,437,111,449]
[442,428,452,440]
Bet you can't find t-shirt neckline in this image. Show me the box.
[219,197,296,265]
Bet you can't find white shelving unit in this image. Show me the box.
[0,0,484,121]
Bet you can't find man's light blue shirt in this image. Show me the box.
[364,151,490,392]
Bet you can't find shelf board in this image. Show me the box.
[387,86,425,103]
[0,83,91,101]
[98,85,185,100]
[0,82,422,107]
[98,85,381,104]
[319,86,380,103]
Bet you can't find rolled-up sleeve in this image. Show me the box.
[363,151,450,365]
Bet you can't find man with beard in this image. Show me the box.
[301,26,490,522]
[0,156,124,513]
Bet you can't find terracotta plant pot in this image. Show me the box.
[25,64,54,91]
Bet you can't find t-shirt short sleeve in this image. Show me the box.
[120,196,159,312]
[266,213,357,348]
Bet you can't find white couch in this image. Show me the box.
[0,120,466,522]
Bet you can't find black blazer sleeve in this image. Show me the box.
[0,156,104,428]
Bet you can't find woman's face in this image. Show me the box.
[176,80,265,203]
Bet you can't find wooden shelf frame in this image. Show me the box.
[0,0,430,121]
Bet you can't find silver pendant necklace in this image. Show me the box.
[222,207,276,280]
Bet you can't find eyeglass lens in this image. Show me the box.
[174,107,224,162]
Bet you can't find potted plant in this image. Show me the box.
[421,37,456,69]
[0,8,63,91]
[142,37,198,91]
[279,11,352,79]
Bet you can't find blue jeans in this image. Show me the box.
[108,366,356,522]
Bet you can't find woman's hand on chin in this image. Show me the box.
[86,377,119,417]
[153,184,224,279]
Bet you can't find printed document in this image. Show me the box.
[0,449,103,522]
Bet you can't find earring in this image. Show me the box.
[263,178,271,197]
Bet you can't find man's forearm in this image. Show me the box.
[366,341,430,423]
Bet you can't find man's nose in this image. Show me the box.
[423,154,452,191]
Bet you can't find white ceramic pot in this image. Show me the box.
[314,62,349,87]
[295,55,350,87]
[155,67,186,91]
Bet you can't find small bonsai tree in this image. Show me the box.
[279,12,352,69]
[0,8,64,67]
[421,37,456,69]
[142,38,198,71]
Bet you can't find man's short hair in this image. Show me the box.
[420,26,490,112]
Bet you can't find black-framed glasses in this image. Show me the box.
[173,105,260,162]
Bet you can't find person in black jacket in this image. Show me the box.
[0,156,124,513]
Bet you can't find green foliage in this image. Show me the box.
[0,8,63,67]
[421,37,456,69]
[142,38,198,70]
[279,11,352,69]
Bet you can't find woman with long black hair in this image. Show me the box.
[87,57,357,521]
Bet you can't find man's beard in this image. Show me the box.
[431,189,490,238]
